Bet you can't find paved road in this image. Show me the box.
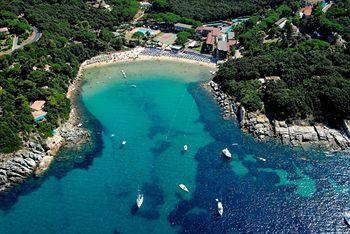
[12,35,18,50]
[0,26,42,56]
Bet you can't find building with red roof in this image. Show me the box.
[196,24,238,59]
[299,6,313,18]
[30,100,47,122]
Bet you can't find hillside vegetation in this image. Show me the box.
[0,0,138,153]
[214,2,350,126]
[151,0,296,21]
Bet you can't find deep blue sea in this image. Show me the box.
[0,60,349,233]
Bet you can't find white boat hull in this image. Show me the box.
[222,148,232,158]
[136,195,143,208]
[179,184,189,192]
[216,199,223,216]
[183,145,188,151]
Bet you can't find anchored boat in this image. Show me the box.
[179,184,189,192]
[183,145,188,151]
[215,199,223,216]
[121,70,126,78]
[136,190,144,208]
[222,148,232,158]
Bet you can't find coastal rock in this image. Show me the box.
[0,144,45,192]
[0,110,90,193]
[238,106,246,124]
[35,156,54,176]
[314,126,327,140]
[207,79,350,152]
[331,131,349,149]
[240,112,272,139]
[60,126,90,147]
[343,119,350,139]
[0,99,91,193]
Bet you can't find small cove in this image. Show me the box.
[0,60,348,233]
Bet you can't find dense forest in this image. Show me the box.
[325,0,350,41]
[151,0,298,21]
[0,0,138,153]
[214,1,350,126]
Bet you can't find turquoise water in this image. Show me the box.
[0,60,349,233]
[137,28,156,36]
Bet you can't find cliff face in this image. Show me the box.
[207,80,350,151]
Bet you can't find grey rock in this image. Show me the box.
[315,126,327,140]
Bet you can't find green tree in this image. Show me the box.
[176,31,190,45]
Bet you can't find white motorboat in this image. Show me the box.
[215,199,223,216]
[222,148,232,158]
[110,133,115,138]
[183,145,188,151]
[179,184,189,193]
[232,143,238,146]
[258,157,266,162]
[77,123,83,127]
[122,140,127,145]
[136,191,144,208]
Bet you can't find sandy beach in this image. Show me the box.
[82,47,217,69]
[67,47,216,99]
[84,54,217,69]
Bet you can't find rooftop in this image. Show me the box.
[196,26,216,33]
[217,41,228,52]
[227,31,235,40]
[211,28,221,37]
[32,110,47,119]
[275,18,287,26]
[0,27,9,33]
[174,23,193,30]
[171,44,183,50]
[228,39,237,47]
[301,6,313,16]
[206,32,214,45]
[30,100,46,111]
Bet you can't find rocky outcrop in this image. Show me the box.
[343,120,350,139]
[206,80,350,151]
[240,111,273,140]
[0,108,90,193]
[206,81,236,119]
[273,121,350,150]
[0,142,46,192]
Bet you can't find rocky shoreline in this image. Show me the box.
[0,108,90,192]
[0,61,90,193]
[206,80,350,152]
